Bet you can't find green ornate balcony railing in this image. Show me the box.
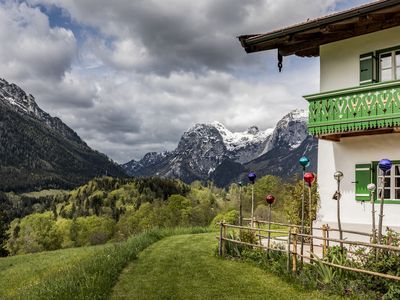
[304,80,400,135]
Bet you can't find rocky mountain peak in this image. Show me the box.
[0,78,83,144]
[122,108,317,186]
[247,125,259,134]
[0,78,126,191]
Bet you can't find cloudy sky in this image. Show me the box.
[1,0,371,163]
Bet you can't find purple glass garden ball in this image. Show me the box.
[248,172,256,184]
[378,159,392,173]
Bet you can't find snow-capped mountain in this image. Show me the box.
[122,109,317,186]
[0,78,82,144]
[0,78,125,192]
[212,121,273,163]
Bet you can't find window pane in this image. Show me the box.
[396,165,400,176]
[396,189,400,200]
[385,189,391,199]
[381,68,393,81]
[397,67,400,80]
[381,53,392,67]
[378,189,391,199]
[396,178,400,188]
[381,53,392,69]
[396,51,400,67]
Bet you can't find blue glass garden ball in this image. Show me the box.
[299,156,310,168]
[378,159,392,173]
[248,172,256,184]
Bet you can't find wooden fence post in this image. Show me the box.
[218,222,223,257]
[292,228,298,273]
[222,222,227,256]
[287,226,292,272]
[257,220,262,245]
[322,224,327,258]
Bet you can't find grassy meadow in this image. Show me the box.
[111,232,336,300]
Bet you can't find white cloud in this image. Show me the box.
[0,2,76,81]
[1,0,368,163]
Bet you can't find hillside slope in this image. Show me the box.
[111,233,333,300]
[0,78,125,192]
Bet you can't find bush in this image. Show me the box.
[210,210,239,227]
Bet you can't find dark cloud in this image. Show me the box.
[2,0,370,163]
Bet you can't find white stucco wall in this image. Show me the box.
[315,26,400,232]
[317,134,400,231]
[320,26,400,92]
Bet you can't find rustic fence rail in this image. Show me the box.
[217,221,400,282]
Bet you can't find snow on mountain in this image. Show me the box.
[122,108,316,186]
[211,121,273,153]
[261,109,309,155]
[0,78,82,144]
[0,78,126,191]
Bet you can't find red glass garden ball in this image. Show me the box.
[304,172,315,185]
[265,194,275,205]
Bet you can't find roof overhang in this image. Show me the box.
[238,0,400,57]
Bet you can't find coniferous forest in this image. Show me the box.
[0,175,317,256]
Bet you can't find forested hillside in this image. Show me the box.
[1,175,317,256]
[0,78,126,192]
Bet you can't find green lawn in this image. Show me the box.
[0,244,107,298]
[111,233,337,300]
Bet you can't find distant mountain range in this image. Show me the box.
[0,77,317,192]
[122,110,318,186]
[0,78,125,192]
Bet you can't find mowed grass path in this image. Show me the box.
[111,233,337,300]
[0,244,108,298]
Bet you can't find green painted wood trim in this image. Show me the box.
[355,199,400,204]
[304,80,400,135]
[304,79,400,100]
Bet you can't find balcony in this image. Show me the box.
[304,80,400,140]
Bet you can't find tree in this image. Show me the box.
[285,179,320,226]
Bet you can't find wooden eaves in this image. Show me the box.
[238,0,400,57]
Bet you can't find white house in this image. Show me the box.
[239,0,400,233]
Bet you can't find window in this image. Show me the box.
[377,164,400,200]
[378,50,400,82]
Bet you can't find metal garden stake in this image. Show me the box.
[378,159,392,243]
[248,172,256,227]
[367,183,377,244]
[333,171,344,252]
[299,156,310,264]
[265,194,276,256]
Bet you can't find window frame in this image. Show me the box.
[375,45,400,83]
[372,160,400,204]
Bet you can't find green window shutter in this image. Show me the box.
[355,163,371,201]
[359,53,375,85]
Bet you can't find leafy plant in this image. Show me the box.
[312,254,336,285]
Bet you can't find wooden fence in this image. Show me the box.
[218,221,400,282]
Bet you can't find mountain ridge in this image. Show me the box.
[0,78,126,192]
[122,109,317,186]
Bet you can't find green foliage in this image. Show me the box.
[210,210,239,227]
[0,102,125,193]
[3,174,322,256]
[313,255,337,285]
[285,179,320,227]
[6,212,62,255]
